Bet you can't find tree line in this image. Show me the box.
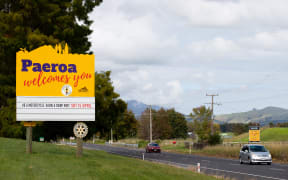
[138,108,188,140]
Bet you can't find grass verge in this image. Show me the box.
[228,127,288,142]
[0,137,218,180]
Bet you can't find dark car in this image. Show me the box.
[145,143,161,153]
[239,144,272,165]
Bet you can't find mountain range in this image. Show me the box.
[215,106,288,125]
[127,100,161,117]
[127,100,288,125]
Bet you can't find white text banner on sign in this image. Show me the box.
[16,96,95,121]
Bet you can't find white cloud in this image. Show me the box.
[189,37,239,57]
[90,0,288,114]
[90,1,178,64]
[241,30,288,51]
[165,0,288,27]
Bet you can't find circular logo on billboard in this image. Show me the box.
[73,122,88,138]
[61,84,72,96]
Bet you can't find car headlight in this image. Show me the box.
[268,154,271,158]
[251,154,258,159]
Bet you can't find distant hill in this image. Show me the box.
[127,100,162,117]
[215,106,288,125]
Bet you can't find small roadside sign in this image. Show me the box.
[39,137,44,142]
[249,126,260,142]
[70,136,75,140]
[23,122,36,127]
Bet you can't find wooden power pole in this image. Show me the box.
[206,94,220,135]
[150,105,152,143]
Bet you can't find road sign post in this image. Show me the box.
[24,122,36,154]
[26,126,32,154]
[73,122,88,157]
[76,137,83,158]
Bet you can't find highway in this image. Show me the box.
[84,143,288,180]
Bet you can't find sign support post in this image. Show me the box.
[24,122,36,154]
[73,122,88,158]
[76,137,83,157]
[26,126,32,154]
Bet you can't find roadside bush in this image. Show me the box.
[138,140,148,148]
[155,139,161,145]
[208,133,222,145]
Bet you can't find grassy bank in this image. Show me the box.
[0,137,217,180]
[228,127,288,142]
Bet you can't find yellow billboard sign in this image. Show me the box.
[16,44,95,121]
[16,44,94,97]
[249,126,260,142]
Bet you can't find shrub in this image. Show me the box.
[138,140,148,148]
[208,133,222,145]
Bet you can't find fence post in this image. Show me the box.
[197,163,200,173]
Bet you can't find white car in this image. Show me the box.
[239,144,272,165]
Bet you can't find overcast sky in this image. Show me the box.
[89,0,288,115]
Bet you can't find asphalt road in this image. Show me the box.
[83,143,288,180]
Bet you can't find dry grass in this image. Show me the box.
[201,145,240,159]
[265,144,288,163]
[198,143,288,163]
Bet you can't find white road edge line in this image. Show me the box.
[201,166,287,180]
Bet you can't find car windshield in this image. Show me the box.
[249,145,267,152]
[150,143,159,147]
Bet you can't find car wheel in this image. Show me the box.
[239,157,243,164]
[248,157,253,165]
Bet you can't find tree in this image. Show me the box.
[138,108,152,140]
[189,106,212,143]
[138,108,188,140]
[153,108,172,139]
[114,110,138,140]
[0,0,102,74]
[167,109,188,139]
[190,106,222,145]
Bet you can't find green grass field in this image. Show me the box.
[0,137,217,180]
[229,127,288,142]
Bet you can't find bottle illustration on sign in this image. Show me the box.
[62,84,72,96]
